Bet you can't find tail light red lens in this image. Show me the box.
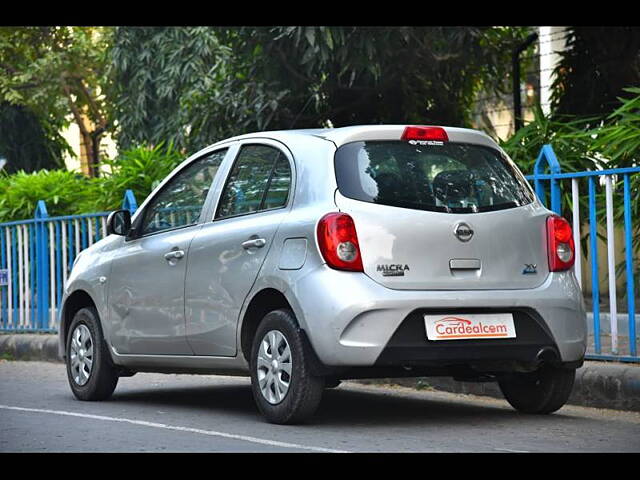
[317,212,364,272]
[401,126,449,142]
[546,215,575,271]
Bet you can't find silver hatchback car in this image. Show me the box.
[59,125,587,424]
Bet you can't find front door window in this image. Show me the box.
[140,149,227,236]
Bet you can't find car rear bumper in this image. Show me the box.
[374,307,572,371]
[289,266,587,368]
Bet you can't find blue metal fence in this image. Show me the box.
[527,145,639,362]
[0,148,638,363]
[0,190,137,332]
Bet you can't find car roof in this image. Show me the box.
[215,125,499,150]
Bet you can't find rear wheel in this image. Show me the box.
[65,307,118,401]
[498,365,575,414]
[250,309,325,424]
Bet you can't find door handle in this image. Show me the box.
[164,249,185,261]
[242,238,266,249]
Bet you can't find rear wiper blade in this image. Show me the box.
[477,201,520,212]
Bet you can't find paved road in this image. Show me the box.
[1,360,639,452]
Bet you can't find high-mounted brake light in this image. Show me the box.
[317,212,363,272]
[546,215,575,272]
[401,126,449,142]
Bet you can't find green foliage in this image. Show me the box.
[0,101,69,172]
[223,27,502,127]
[590,87,640,167]
[106,27,231,152]
[92,142,184,211]
[551,27,640,117]
[499,104,603,174]
[0,27,113,172]
[0,142,182,222]
[500,106,602,243]
[0,169,100,221]
[587,87,640,273]
[501,90,640,279]
[0,26,111,127]
[108,26,532,151]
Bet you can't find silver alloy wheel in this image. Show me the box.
[256,330,292,404]
[69,324,94,386]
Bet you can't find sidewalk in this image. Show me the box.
[2,333,639,412]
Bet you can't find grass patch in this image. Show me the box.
[415,379,434,391]
[0,352,15,361]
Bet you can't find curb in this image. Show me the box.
[357,362,640,412]
[0,334,60,363]
[2,333,639,412]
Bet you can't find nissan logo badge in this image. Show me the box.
[454,222,474,242]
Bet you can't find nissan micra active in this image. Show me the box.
[59,125,587,424]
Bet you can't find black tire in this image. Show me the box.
[250,309,325,424]
[498,365,575,414]
[65,307,119,401]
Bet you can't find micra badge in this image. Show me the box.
[377,264,410,277]
[522,264,537,275]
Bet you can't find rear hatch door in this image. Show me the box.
[332,129,549,290]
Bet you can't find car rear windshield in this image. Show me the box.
[334,141,535,213]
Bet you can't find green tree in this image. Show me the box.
[0,101,68,172]
[108,26,531,151]
[0,26,112,176]
[217,27,530,128]
[551,27,640,118]
[106,27,231,152]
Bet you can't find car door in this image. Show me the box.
[185,141,294,356]
[108,148,228,355]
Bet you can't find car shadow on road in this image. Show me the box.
[315,388,579,427]
[108,379,576,427]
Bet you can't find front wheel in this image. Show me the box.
[250,309,325,424]
[498,365,576,414]
[65,307,119,401]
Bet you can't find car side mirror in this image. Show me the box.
[106,209,132,236]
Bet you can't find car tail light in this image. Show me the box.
[546,215,575,271]
[401,126,449,142]
[317,212,363,272]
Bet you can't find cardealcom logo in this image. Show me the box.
[423,313,517,341]
[434,317,508,339]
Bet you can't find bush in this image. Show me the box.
[500,90,640,279]
[499,104,603,174]
[587,87,640,275]
[0,169,100,222]
[0,142,184,223]
[91,141,184,211]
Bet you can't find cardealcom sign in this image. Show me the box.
[424,314,516,341]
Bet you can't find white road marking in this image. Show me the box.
[0,404,348,453]
[494,447,530,453]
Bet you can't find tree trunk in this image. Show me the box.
[78,128,102,177]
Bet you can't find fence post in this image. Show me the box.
[533,144,562,214]
[624,175,636,357]
[34,201,49,330]
[122,189,138,215]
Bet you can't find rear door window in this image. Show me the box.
[334,141,534,213]
[215,144,292,219]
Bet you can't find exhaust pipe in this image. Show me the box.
[536,347,560,364]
